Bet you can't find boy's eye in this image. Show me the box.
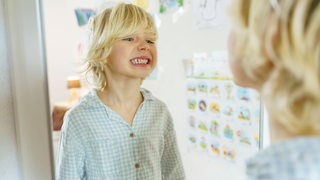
[123,37,134,41]
[146,40,155,44]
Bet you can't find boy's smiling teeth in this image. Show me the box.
[131,58,149,65]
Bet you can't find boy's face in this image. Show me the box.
[105,30,157,80]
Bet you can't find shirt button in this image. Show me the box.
[129,133,134,138]
[135,163,140,169]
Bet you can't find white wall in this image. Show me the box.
[43,0,85,106]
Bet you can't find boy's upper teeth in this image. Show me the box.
[131,58,148,64]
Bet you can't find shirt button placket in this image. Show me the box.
[130,132,139,173]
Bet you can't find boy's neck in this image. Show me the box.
[97,79,143,105]
[97,83,143,126]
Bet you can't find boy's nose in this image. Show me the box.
[138,41,150,51]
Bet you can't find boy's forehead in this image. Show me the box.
[123,30,155,36]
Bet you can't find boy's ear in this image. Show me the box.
[104,58,108,64]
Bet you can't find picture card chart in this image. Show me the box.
[185,51,262,166]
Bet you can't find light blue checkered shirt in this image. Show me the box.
[56,88,185,180]
[246,137,320,180]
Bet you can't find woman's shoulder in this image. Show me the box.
[247,137,320,179]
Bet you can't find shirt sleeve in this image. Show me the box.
[56,114,86,180]
[161,111,186,180]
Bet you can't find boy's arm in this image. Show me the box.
[161,113,186,180]
[56,115,85,180]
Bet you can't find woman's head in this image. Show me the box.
[84,3,158,90]
[228,0,320,135]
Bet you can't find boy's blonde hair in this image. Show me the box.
[84,3,158,90]
[229,0,320,135]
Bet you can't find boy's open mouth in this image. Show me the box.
[130,58,150,65]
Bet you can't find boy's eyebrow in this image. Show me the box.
[121,33,156,38]
[121,33,138,37]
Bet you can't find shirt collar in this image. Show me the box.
[81,88,155,108]
[140,88,154,101]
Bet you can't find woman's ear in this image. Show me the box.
[264,16,280,65]
[227,30,258,89]
[251,16,278,90]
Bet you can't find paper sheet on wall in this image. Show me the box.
[184,51,262,166]
[193,0,231,29]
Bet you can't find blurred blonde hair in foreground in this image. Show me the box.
[229,0,320,135]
